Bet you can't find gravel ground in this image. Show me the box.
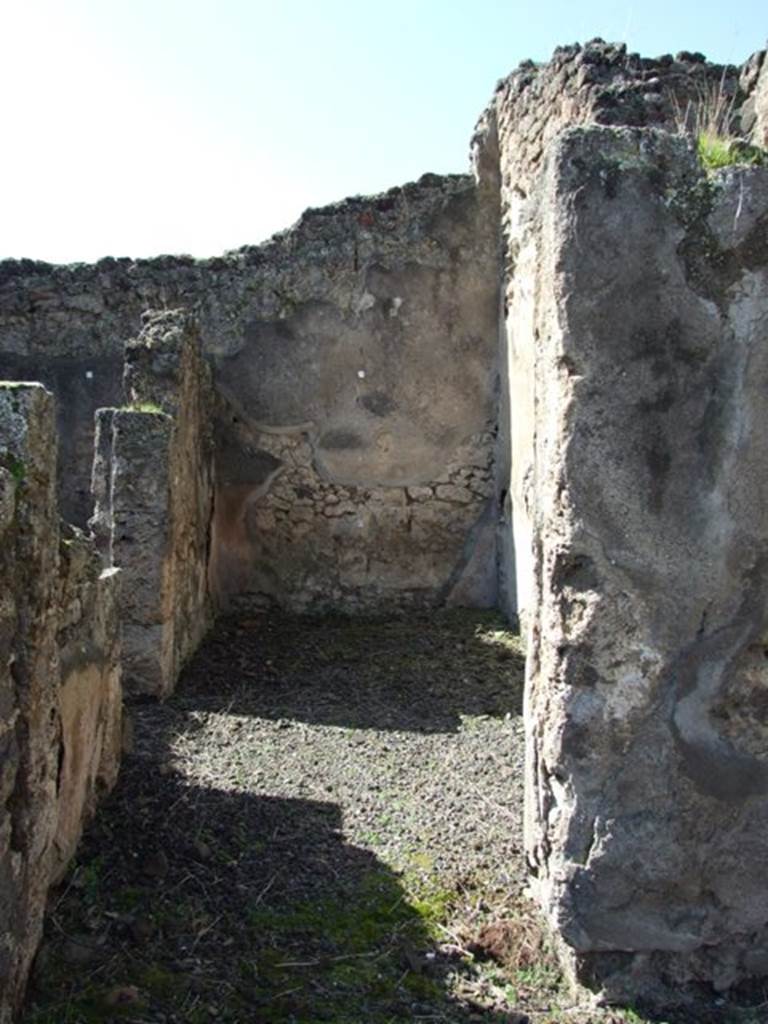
[22,611,768,1024]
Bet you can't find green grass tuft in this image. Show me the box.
[672,76,767,172]
[698,132,766,171]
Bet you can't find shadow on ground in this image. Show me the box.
[174,609,525,733]
[23,611,523,1024]
[26,768,510,1023]
[25,611,753,1024]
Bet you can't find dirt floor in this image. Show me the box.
[22,611,768,1024]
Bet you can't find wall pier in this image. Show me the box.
[0,385,121,1022]
[91,311,215,698]
[515,127,768,1000]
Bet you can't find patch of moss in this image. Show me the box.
[122,400,169,415]
[663,175,715,230]
[249,868,425,951]
[139,963,183,998]
[6,456,25,484]
[241,866,460,1022]
[403,971,442,999]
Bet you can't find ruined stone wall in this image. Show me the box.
[92,311,214,697]
[473,41,753,196]
[209,175,500,612]
[0,173,502,614]
[525,126,768,1000]
[54,527,122,876]
[0,384,121,1022]
[472,39,767,622]
[468,40,768,1003]
[212,423,496,613]
[0,257,219,527]
[494,112,768,1005]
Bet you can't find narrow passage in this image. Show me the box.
[26,611,536,1023]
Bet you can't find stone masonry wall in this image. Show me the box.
[469,40,768,1003]
[211,420,496,613]
[54,527,122,877]
[0,173,502,614]
[472,39,768,622]
[209,174,500,612]
[473,41,756,196]
[91,311,214,698]
[0,384,121,1022]
[510,125,768,1000]
[0,256,222,528]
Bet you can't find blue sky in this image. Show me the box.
[2,0,765,263]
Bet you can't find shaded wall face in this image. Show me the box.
[210,417,498,614]
[208,178,502,613]
[0,354,122,526]
[0,258,177,527]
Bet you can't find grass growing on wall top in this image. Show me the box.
[697,132,766,171]
[673,77,767,172]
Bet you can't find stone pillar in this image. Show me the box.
[91,310,214,698]
[93,407,177,696]
[521,126,768,999]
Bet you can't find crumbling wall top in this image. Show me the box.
[0,171,477,364]
[472,40,766,193]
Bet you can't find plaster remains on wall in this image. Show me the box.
[211,418,497,612]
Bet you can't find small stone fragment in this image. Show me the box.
[103,985,143,1008]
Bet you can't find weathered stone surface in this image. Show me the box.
[478,40,768,626]
[472,41,748,201]
[752,50,768,147]
[53,528,122,879]
[91,311,214,696]
[0,384,121,1022]
[473,41,765,626]
[205,178,500,613]
[0,384,59,1022]
[206,178,500,612]
[515,126,768,1000]
[93,408,173,695]
[0,174,502,613]
[475,39,768,1004]
[209,418,498,613]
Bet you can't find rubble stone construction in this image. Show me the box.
[1,37,768,1019]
